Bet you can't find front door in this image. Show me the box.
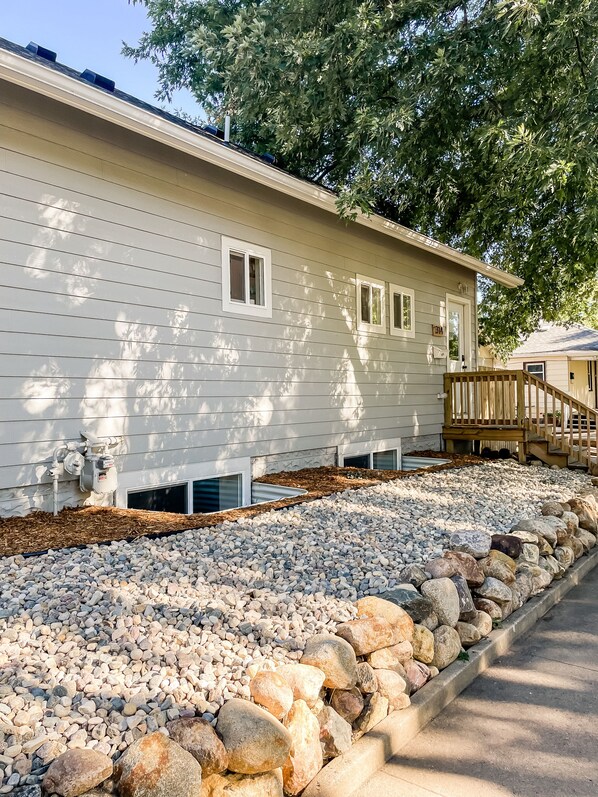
[447,297,470,372]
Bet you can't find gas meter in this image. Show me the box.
[80,453,118,494]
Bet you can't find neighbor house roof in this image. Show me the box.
[0,36,523,289]
[512,323,598,358]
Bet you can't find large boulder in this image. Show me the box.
[202,770,283,797]
[114,732,202,797]
[486,549,517,573]
[576,528,597,551]
[450,574,476,620]
[443,551,485,587]
[561,511,580,534]
[455,621,481,648]
[469,610,493,637]
[330,688,364,724]
[514,571,534,603]
[519,543,540,565]
[424,558,459,579]
[448,531,492,559]
[474,597,502,620]
[368,641,413,670]
[276,664,325,708]
[568,497,598,533]
[354,596,415,641]
[301,635,357,689]
[420,578,460,627]
[399,563,429,588]
[475,577,513,605]
[43,749,113,797]
[377,585,436,626]
[411,624,435,664]
[514,517,563,547]
[431,626,461,670]
[479,556,515,585]
[353,693,389,738]
[355,662,378,694]
[282,701,323,796]
[216,699,292,775]
[375,670,410,710]
[490,534,523,559]
[541,501,564,518]
[335,616,395,656]
[166,717,228,776]
[403,659,430,694]
[317,707,352,759]
[250,671,294,720]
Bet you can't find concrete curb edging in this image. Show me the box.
[303,547,598,797]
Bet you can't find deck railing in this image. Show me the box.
[444,369,598,469]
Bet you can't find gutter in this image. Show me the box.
[0,49,524,290]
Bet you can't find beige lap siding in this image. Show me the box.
[0,80,476,508]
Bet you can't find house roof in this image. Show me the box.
[0,36,524,289]
[512,323,598,357]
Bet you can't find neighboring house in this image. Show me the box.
[0,38,521,517]
[506,323,598,409]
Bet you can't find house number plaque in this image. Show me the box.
[432,324,445,336]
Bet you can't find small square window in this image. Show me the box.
[356,275,385,332]
[390,284,415,338]
[222,237,272,317]
[524,362,545,381]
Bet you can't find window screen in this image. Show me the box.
[229,251,246,302]
[372,450,398,470]
[127,483,188,513]
[193,474,242,513]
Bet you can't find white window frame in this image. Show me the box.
[389,283,415,338]
[116,457,252,514]
[356,274,386,332]
[221,236,272,318]
[337,438,402,470]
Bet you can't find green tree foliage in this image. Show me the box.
[126,0,597,353]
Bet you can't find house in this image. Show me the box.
[0,37,521,517]
[506,323,598,410]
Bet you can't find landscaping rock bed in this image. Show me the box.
[0,462,594,795]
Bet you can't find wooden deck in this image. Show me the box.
[443,370,598,473]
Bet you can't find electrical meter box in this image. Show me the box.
[80,454,118,494]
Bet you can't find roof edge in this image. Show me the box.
[0,48,523,289]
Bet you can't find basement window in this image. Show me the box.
[357,275,385,332]
[389,284,415,338]
[339,439,401,470]
[222,236,272,317]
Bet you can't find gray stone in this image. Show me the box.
[355,662,378,694]
[431,626,462,670]
[166,717,228,776]
[420,578,460,627]
[448,531,492,559]
[475,576,513,605]
[450,574,476,620]
[398,564,429,588]
[317,706,352,758]
[377,584,436,625]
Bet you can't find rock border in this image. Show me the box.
[303,545,598,797]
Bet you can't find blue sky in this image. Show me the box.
[0,0,201,118]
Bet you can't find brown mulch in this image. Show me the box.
[0,452,483,558]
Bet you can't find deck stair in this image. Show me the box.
[443,369,598,474]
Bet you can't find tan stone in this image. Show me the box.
[368,641,413,670]
[216,699,291,775]
[474,597,502,619]
[443,551,485,587]
[43,749,113,797]
[335,616,395,656]
[249,671,294,720]
[353,692,389,738]
[374,669,410,709]
[469,610,493,637]
[318,706,352,758]
[479,556,516,585]
[431,625,461,670]
[455,621,482,648]
[354,596,414,641]
[114,732,202,797]
[403,659,430,693]
[301,635,357,689]
[486,549,517,573]
[276,664,325,708]
[166,717,228,776]
[355,662,378,694]
[282,701,323,796]
[202,769,283,796]
[411,624,435,664]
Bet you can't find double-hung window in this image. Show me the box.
[389,284,415,338]
[357,275,385,332]
[524,362,546,381]
[222,237,272,317]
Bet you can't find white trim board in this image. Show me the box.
[0,46,523,289]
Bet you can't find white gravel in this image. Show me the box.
[0,461,591,790]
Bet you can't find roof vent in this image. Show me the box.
[80,69,116,93]
[261,153,276,165]
[26,42,57,62]
[204,124,224,139]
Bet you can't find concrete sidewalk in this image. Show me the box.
[353,565,598,797]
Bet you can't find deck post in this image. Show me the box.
[516,371,525,428]
[443,373,452,428]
